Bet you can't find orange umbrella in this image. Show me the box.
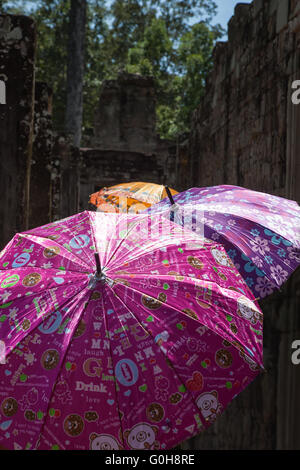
[89,182,178,213]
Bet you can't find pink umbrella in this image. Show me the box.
[0,211,263,450]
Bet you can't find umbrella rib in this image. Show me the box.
[87,211,148,271]
[104,230,206,274]
[35,286,93,450]
[23,226,92,264]
[0,265,90,277]
[202,223,287,289]
[105,280,262,445]
[108,268,261,310]
[100,286,127,449]
[2,276,90,361]
[104,282,208,433]
[0,271,89,329]
[13,233,91,272]
[104,222,142,268]
[108,277,264,370]
[190,205,298,275]
[205,188,300,217]
[86,211,110,273]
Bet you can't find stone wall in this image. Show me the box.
[47,71,179,221]
[56,136,81,220]
[88,71,178,196]
[183,0,300,450]
[28,82,53,229]
[189,0,300,200]
[93,72,159,155]
[1,3,300,450]
[0,14,36,247]
[0,41,177,242]
[51,72,178,220]
[79,146,177,211]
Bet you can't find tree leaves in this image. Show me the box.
[1,0,224,141]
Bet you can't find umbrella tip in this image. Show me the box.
[94,252,101,275]
[165,186,175,205]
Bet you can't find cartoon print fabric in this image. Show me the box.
[89,182,178,214]
[0,211,263,450]
[147,185,300,299]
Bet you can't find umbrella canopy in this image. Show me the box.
[0,211,263,450]
[147,185,300,299]
[89,182,178,213]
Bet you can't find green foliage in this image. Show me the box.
[1,0,224,140]
[126,18,222,139]
[126,18,172,74]
[34,0,71,130]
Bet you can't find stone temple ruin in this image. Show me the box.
[0,14,179,248]
[0,0,300,450]
[80,73,177,214]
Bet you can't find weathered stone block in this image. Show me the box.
[269,0,279,15]
[276,0,289,33]
[0,14,36,249]
[29,82,54,229]
[290,0,300,17]
[253,0,264,17]
[187,0,300,448]
[92,72,158,155]
[79,148,176,211]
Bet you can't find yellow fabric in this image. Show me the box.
[89,182,178,213]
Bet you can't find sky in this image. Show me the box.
[214,0,253,37]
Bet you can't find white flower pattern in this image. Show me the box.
[249,237,270,255]
[287,246,300,262]
[270,265,289,286]
[255,277,276,297]
[0,290,12,303]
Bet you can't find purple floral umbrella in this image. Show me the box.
[0,210,263,450]
[147,185,300,299]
